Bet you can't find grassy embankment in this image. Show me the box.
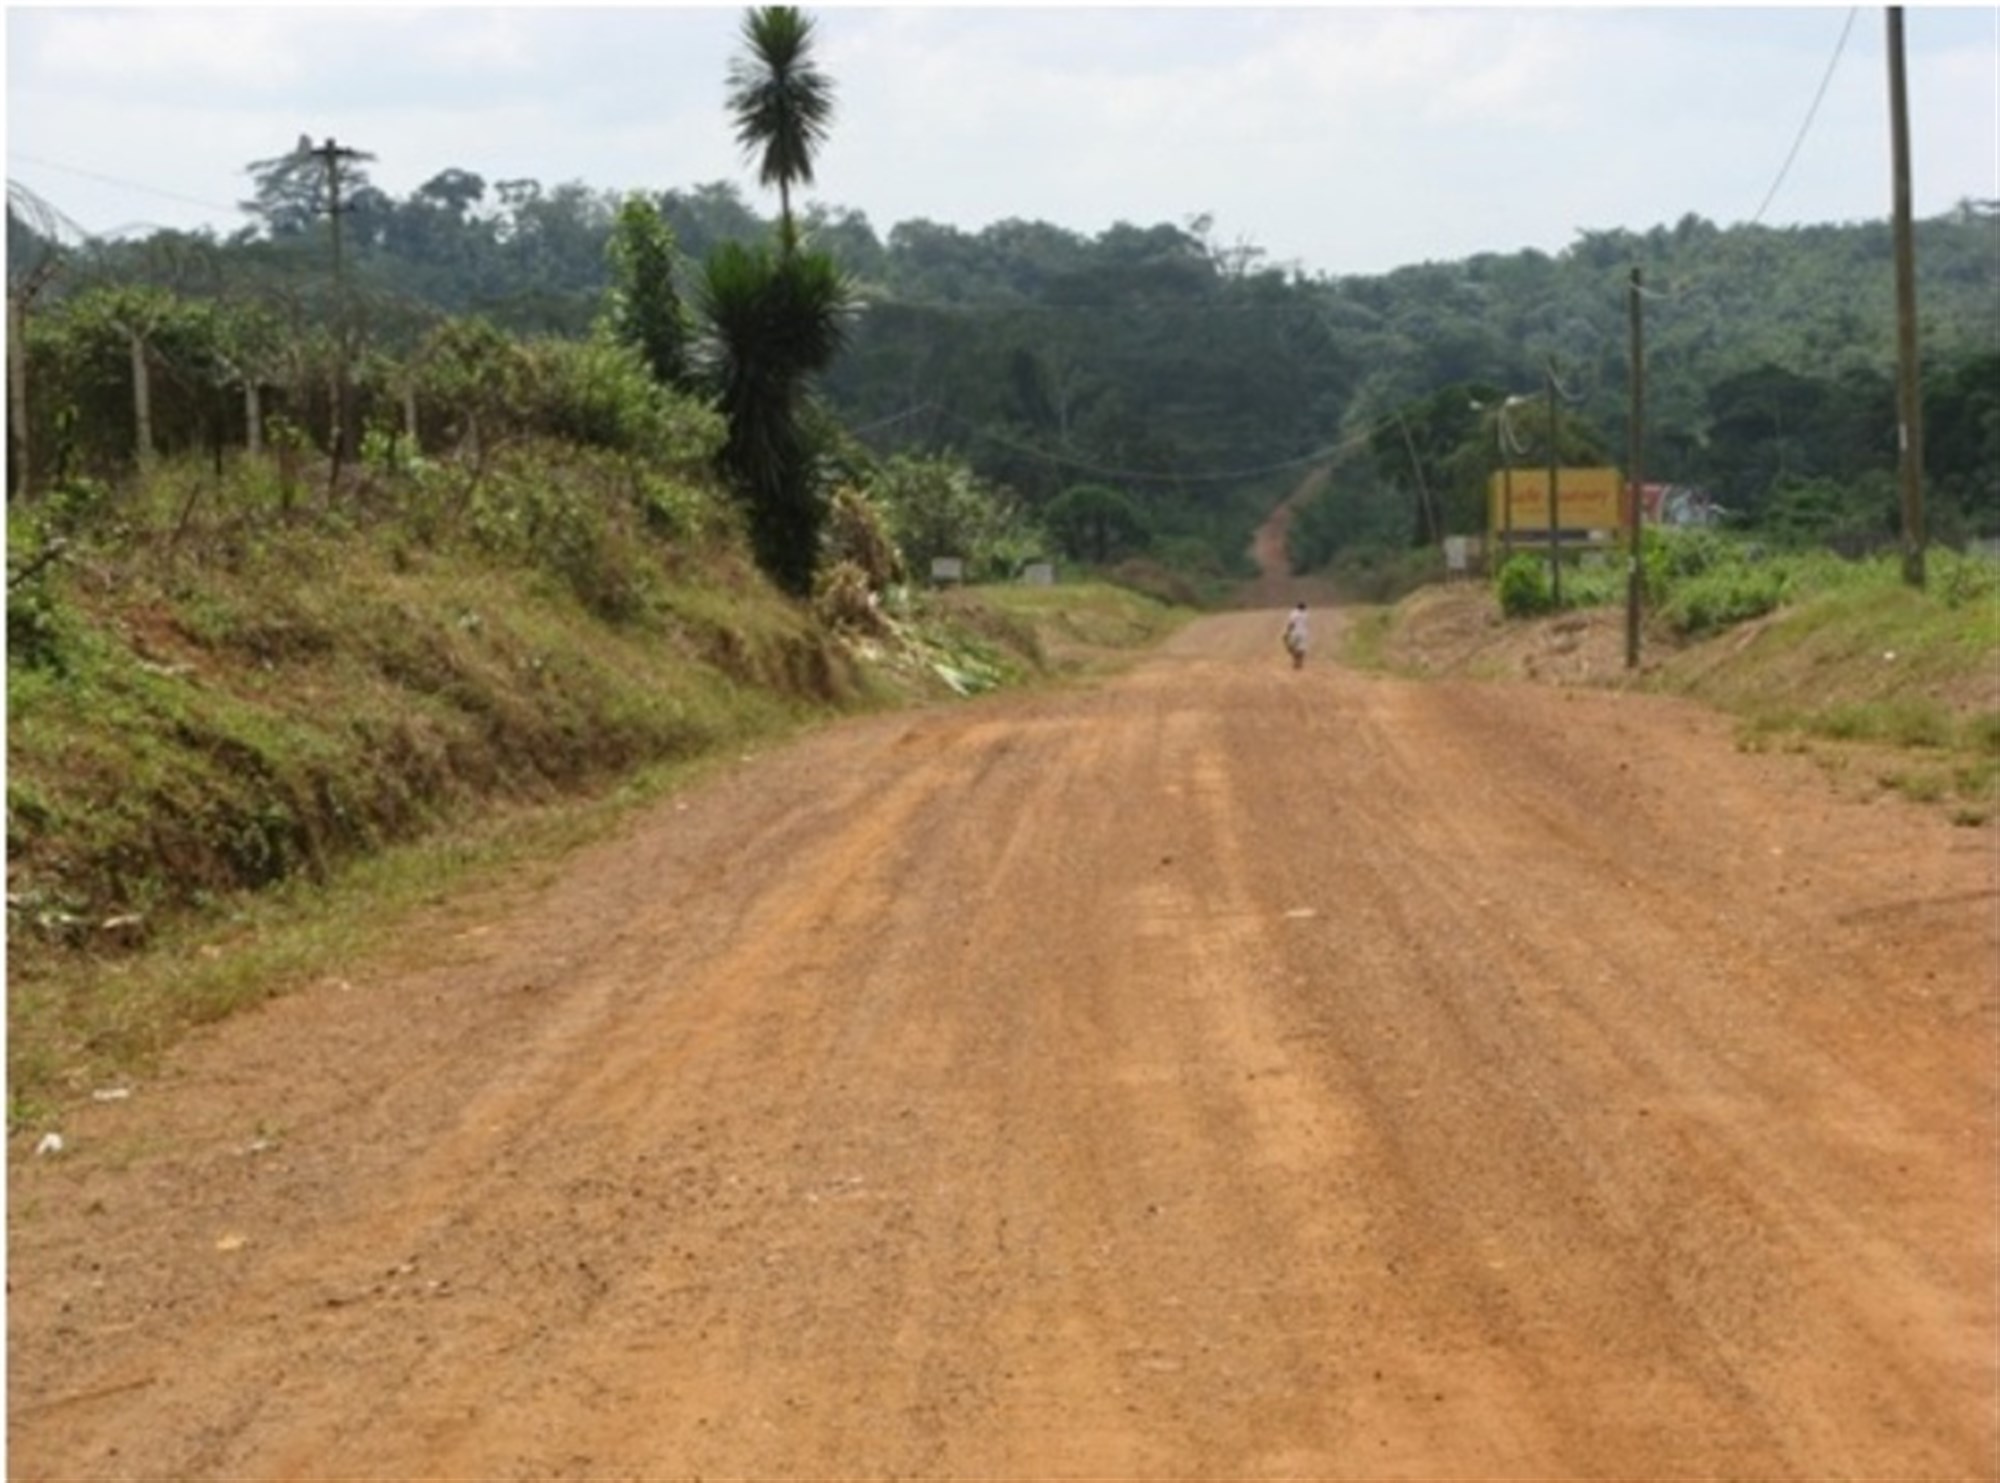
[1652,554,2000,817]
[1348,536,2000,823]
[5,450,1184,1126]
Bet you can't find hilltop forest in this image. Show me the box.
[9,135,1999,587]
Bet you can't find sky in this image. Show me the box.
[5,3,1997,280]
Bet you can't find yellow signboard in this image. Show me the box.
[1488,466,1625,537]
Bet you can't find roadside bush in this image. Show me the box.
[1641,526,1732,598]
[1490,551,1622,619]
[1638,527,1802,635]
[6,510,74,675]
[517,336,724,471]
[1934,546,2000,610]
[461,443,656,621]
[1762,472,1897,553]
[868,452,1041,582]
[1560,558,1624,610]
[1658,562,1790,635]
[1496,554,1554,617]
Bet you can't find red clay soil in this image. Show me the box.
[8,601,1997,1481]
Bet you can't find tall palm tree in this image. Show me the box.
[725,6,835,253]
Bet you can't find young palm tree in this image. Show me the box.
[725,6,835,253]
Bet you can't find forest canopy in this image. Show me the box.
[11,148,1998,580]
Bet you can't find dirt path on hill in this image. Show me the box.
[1236,461,1346,612]
[10,607,1998,1481]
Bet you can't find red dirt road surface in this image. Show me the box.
[10,610,1998,1481]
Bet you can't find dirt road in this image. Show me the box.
[10,610,1998,1481]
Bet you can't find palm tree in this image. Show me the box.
[725,6,835,253]
[697,239,850,595]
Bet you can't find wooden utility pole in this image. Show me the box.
[310,137,372,486]
[129,327,155,472]
[1545,360,1562,608]
[1886,8,1926,587]
[1394,409,1439,546]
[1626,267,1645,668]
[7,294,28,498]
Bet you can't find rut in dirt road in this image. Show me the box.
[10,610,1998,1481]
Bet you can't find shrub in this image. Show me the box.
[869,453,1041,581]
[1496,554,1554,617]
[1934,547,2000,610]
[518,336,724,471]
[5,507,78,674]
[1659,562,1790,635]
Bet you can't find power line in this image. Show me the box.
[1615,7,1860,314]
[847,401,938,436]
[1546,363,1587,403]
[919,404,1392,487]
[858,294,1332,320]
[7,150,243,218]
[1750,7,1860,227]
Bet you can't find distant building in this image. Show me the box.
[1641,484,1721,528]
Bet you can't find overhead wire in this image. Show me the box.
[1749,7,1861,228]
[916,404,1399,487]
[8,149,245,220]
[846,401,939,437]
[1575,9,1858,321]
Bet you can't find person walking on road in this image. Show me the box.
[1282,602,1309,670]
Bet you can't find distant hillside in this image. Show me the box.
[13,175,1998,572]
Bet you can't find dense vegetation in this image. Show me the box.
[12,108,1997,587]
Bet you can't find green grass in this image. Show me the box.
[1337,606,1397,672]
[1421,531,1999,819]
[969,581,1189,672]
[1634,543,1999,815]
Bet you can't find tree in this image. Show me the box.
[416,168,487,220]
[240,138,333,238]
[725,6,835,253]
[606,197,690,390]
[696,240,851,594]
[1044,483,1151,565]
[697,5,853,595]
[1926,351,2000,538]
[241,137,375,244]
[657,181,767,263]
[867,451,1038,579]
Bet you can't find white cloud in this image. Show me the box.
[22,7,309,92]
[6,6,1997,274]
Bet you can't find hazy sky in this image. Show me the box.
[6,4,1996,278]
